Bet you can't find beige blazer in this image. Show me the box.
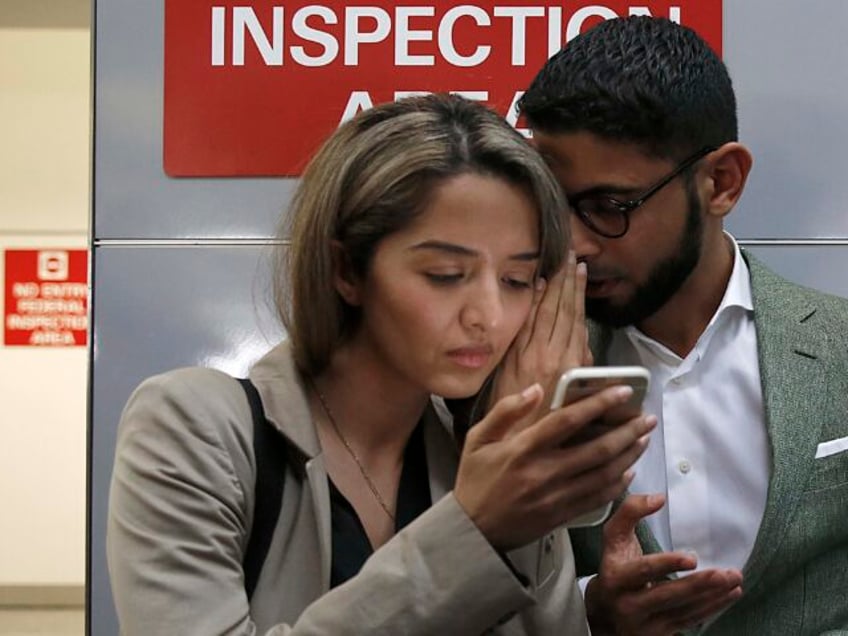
[107,342,588,635]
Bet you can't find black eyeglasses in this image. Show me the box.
[568,146,717,239]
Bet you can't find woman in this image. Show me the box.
[107,94,652,634]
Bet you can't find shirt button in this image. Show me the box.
[678,460,692,474]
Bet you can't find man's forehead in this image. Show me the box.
[532,131,654,164]
[531,131,666,191]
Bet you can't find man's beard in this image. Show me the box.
[586,182,703,328]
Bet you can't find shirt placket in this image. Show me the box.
[663,352,713,569]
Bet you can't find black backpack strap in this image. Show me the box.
[237,377,287,601]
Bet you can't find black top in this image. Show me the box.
[329,422,431,587]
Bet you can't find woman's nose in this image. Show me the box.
[460,278,503,333]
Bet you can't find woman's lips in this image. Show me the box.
[447,346,494,369]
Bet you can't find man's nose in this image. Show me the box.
[569,213,602,260]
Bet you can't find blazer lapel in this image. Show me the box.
[739,252,833,596]
[304,455,333,591]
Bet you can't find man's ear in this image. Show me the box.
[331,240,362,306]
[704,142,753,220]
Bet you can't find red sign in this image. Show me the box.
[164,1,722,177]
[4,249,89,347]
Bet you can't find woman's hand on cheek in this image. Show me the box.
[491,251,589,428]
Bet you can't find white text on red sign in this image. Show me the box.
[210,5,682,68]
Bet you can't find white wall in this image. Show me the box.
[0,0,90,588]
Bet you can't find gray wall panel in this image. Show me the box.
[725,0,848,239]
[93,0,848,242]
[93,0,295,240]
[89,246,284,634]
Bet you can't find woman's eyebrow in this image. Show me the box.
[409,240,539,261]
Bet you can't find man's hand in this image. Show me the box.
[585,495,743,635]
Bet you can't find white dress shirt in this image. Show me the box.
[606,236,770,572]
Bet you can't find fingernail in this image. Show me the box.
[641,415,657,432]
[576,261,587,276]
[624,469,636,484]
[568,249,576,263]
[615,385,634,399]
[521,383,542,401]
[646,493,665,507]
[638,434,651,448]
[535,277,547,291]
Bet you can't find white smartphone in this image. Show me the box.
[550,366,651,528]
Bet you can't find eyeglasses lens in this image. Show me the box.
[576,198,628,238]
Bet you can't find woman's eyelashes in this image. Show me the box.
[422,271,534,290]
[502,276,533,290]
[424,272,464,285]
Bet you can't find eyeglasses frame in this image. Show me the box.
[568,145,719,239]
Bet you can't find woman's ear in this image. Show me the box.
[704,142,754,220]
[331,240,362,306]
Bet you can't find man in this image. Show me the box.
[520,16,848,636]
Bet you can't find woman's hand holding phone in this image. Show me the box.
[454,380,655,552]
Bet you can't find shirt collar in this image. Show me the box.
[720,233,754,314]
